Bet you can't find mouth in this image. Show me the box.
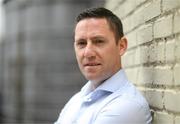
[84,63,101,67]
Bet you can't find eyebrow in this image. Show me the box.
[75,34,107,42]
[75,38,86,42]
[91,36,106,40]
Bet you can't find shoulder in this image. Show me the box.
[62,92,81,111]
[109,82,150,113]
[95,83,152,123]
[58,92,82,115]
[55,92,82,124]
[102,87,149,114]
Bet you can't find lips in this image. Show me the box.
[84,63,101,67]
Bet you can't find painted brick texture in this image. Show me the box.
[105,0,180,123]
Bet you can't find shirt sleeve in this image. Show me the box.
[93,98,152,124]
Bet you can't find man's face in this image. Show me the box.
[74,18,124,85]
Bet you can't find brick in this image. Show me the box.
[174,9,180,33]
[162,0,180,11]
[164,91,180,112]
[123,14,134,33]
[145,89,163,109]
[104,0,120,11]
[174,64,180,86]
[137,67,153,84]
[126,30,137,49]
[133,7,144,27]
[135,0,148,7]
[175,35,180,61]
[120,0,136,17]
[153,66,173,85]
[122,4,145,33]
[166,40,175,63]
[125,68,137,84]
[153,112,173,124]
[175,116,180,124]
[134,47,140,65]
[115,3,126,19]
[157,42,165,63]
[137,24,153,45]
[135,46,149,64]
[122,48,136,67]
[149,43,157,63]
[143,0,161,22]
[112,0,136,19]
[154,15,173,38]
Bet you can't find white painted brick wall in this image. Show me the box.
[143,0,161,22]
[137,24,153,45]
[123,14,134,33]
[175,116,180,124]
[133,7,145,27]
[162,0,180,11]
[145,89,163,109]
[135,46,149,64]
[174,9,180,34]
[135,0,147,7]
[175,35,180,61]
[137,67,153,84]
[153,112,174,124]
[126,30,137,48]
[154,66,173,86]
[157,42,165,63]
[104,0,121,11]
[114,0,137,19]
[154,15,173,38]
[164,91,180,112]
[174,64,180,85]
[149,43,157,63]
[122,49,136,67]
[105,0,180,123]
[166,39,175,63]
[125,68,138,84]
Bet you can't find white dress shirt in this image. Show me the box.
[55,69,152,124]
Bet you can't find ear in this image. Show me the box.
[118,36,128,56]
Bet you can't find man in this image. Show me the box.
[55,7,152,124]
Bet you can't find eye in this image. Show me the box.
[94,39,105,45]
[95,39,103,43]
[75,40,87,48]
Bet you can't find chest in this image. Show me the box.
[60,95,106,124]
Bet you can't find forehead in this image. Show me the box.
[75,18,112,38]
[76,17,109,27]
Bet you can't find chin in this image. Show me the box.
[85,75,105,83]
[85,75,97,81]
[84,74,98,81]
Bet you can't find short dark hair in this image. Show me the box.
[76,7,124,43]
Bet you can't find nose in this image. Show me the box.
[83,42,96,59]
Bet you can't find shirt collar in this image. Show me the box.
[81,69,128,97]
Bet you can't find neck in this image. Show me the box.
[90,79,106,91]
[90,67,122,90]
